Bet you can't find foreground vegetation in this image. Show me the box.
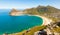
[10,26,46,35]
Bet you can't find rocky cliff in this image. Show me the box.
[9,9,25,16]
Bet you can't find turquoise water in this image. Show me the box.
[0,9,43,34]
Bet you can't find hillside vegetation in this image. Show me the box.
[23,5,60,22]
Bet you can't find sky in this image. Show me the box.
[0,0,60,9]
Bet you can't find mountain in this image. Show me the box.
[10,5,60,21]
[9,9,26,16]
[24,5,60,14]
[23,5,60,21]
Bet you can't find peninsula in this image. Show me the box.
[10,9,25,16]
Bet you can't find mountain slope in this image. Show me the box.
[23,5,60,21]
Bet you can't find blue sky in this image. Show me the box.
[0,0,60,9]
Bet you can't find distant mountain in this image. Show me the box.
[24,5,60,15]
[9,9,25,16]
[23,5,60,21]
[9,5,60,21]
[9,9,20,16]
[10,5,60,15]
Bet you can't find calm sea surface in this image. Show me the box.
[0,9,43,34]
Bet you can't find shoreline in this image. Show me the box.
[25,14,52,25]
[11,14,52,25]
[9,14,52,35]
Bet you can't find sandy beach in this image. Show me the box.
[35,15,52,25]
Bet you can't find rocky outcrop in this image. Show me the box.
[9,9,24,16]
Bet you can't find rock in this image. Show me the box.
[9,9,24,16]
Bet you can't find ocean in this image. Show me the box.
[0,9,43,34]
